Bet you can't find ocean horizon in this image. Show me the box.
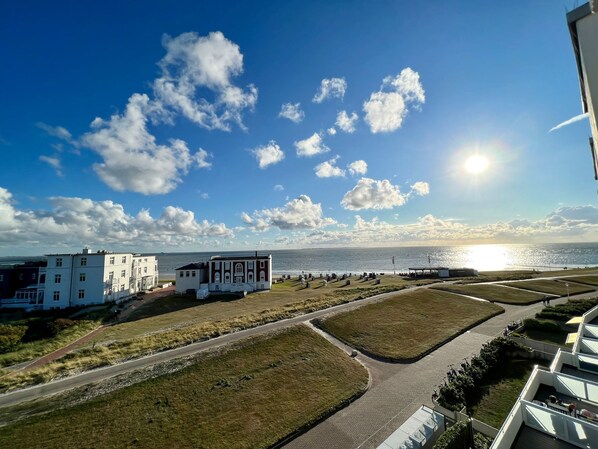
[4,242,597,278]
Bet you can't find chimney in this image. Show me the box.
[82,247,91,254]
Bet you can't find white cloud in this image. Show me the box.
[315,156,345,178]
[549,113,589,132]
[37,122,74,144]
[347,160,367,176]
[199,192,209,199]
[363,67,425,133]
[243,195,336,231]
[251,140,285,169]
[327,127,337,135]
[410,181,430,196]
[341,178,408,210]
[39,155,63,177]
[279,102,305,123]
[82,93,208,195]
[313,77,347,103]
[153,31,257,131]
[295,132,330,157]
[274,184,285,191]
[335,111,359,133]
[0,187,232,248]
[195,148,213,169]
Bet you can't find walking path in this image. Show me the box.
[0,280,595,449]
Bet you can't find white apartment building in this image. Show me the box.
[0,248,158,311]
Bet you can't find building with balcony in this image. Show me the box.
[0,248,158,311]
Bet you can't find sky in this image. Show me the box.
[1,0,597,255]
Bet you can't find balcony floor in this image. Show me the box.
[512,425,580,449]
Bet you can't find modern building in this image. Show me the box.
[568,0,598,179]
[489,304,598,449]
[175,254,272,296]
[0,261,47,309]
[0,248,158,311]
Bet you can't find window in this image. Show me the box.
[260,271,265,282]
[121,270,126,278]
[192,271,196,277]
[108,271,114,281]
[214,272,221,283]
[56,258,63,267]
[144,258,147,262]
[138,268,141,275]
[53,291,60,301]
[248,261,254,269]
[120,284,125,291]
[78,289,85,299]
[32,273,36,280]
[260,260,265,268]
[186,271,190,277]
[109,256,115,265]
[122,256,127,263]
[80,273,86,282]
[55,274,61,284]
[235,263,243,274]
[178,271,183,278]
[40,274,45,284]
[225,261,231,270]
[214,261,220,269]
[224,272,231,284]
[81,257,87,266]
[144,267,147,274]
[248,272,254,283]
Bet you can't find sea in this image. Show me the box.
[4,243,596,278]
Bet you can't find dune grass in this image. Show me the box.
[558,275,598,287]
[318,289,504,361]
[471,358,541,428]
[501,279,594,296]
[0,326,368,449]
[0,277,413,392]
[430,283,544,305]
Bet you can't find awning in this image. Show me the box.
[566,316,583,325]
[566,333,579,345]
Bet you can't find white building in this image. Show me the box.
[568,0,598,179]
[1,248,158,310]
[175,254,272,296]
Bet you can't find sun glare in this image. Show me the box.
[464,155,489,174]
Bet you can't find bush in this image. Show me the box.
[438,337,526,411]
[536,298,598,321]
[523,318,561,333]
[0,324,27,353]
[21,320,59,342]
[535,311,574,322]
[54,318,76,330]
[473,433,493,449]
[433,421,468,449]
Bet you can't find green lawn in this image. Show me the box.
[501,279,594,296]
[522,329,568,346]
[319,289,504,361]
[471,358,541,428]
[558,275,598,287]
[431,283,544,305]
[0,326,368,449]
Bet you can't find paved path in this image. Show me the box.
[0,280,595,448]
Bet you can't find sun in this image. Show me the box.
[464,155,489,174]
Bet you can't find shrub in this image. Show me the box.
[523,318,561,333]
[438,337,526,411]
[0,324,27,353]
[473,432,493,449]
[54,318,76,330]
[433,421,468,449]
[21,320,59,342]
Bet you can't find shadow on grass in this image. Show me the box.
[122,294,242,323]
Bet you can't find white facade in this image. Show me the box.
[43,249,158,309]
[175,255,272,296]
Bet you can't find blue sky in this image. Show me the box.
[1,0,597,255]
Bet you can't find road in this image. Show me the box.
[0,279,595,449]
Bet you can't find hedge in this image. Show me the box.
[523,318,562,333]
[433,421,468,449]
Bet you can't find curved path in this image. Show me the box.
[0,281,595,449]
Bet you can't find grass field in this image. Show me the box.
[318,289,504,361]
[0,320,99,368]
[0,276,419,391]
[521,329,568,345]
[558,275,598,287]
[501,279,594,296]
[430,284,545,305]
[0,326,368,449]
[471,358,540,428]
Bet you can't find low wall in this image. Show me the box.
[508,335,570,360]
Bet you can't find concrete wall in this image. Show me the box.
[578,10,598,145]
